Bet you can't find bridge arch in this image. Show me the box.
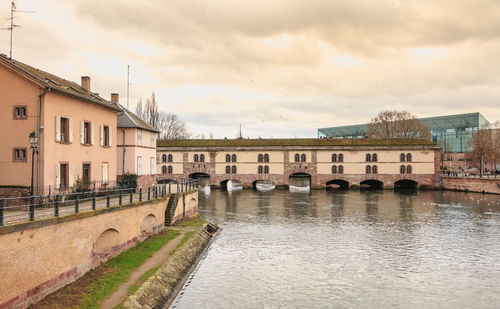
[394,179,418,189]
[326,179,350,190]
[220,179,242,191]
[360,179,384,190]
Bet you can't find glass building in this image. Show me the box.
[317,112,490,153]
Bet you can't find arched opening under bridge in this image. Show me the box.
[189,172,210,188]
[360,179,384,190]
[326,179,350,190]
[394,179,418,190]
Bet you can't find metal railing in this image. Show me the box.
[440,172,499,179]
[0,179,198,227]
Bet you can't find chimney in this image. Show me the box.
[111,93,119,103]
[81,76,90,91]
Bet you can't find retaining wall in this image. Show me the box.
[440,177,500,195]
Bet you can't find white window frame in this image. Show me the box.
[137,129,142,146]
[137,156,142,175]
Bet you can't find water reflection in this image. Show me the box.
[174,190,500,309]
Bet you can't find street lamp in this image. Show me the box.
[29,131,39,196]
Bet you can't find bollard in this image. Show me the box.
[55,195,60,217]
[169,183,171,194]
[107,191,110,207]
[75,193,79,213]
[92,191,96,210]
[0,199,4,226]
[139,188,142,202]
[148,187,151,200]
[130,190,133,204]
[119,190,122,205]
[30,196,35,221]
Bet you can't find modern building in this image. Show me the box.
[157,138,440,189]
[114,96,160,187]
[317,112,490,153]
[0,54,119,194]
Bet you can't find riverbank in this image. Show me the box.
[123,222,219,309]
[26,219,217,309]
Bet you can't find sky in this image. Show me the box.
[1,0,500,138]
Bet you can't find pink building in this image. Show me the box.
[0,54,119,194]
[114,96,160,187]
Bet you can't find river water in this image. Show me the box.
[171,189,500,308]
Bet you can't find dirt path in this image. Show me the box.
[100,231,186,309]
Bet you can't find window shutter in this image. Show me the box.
[55,116,61,142]
[55,163,60,187]
[102,163,109,183]
[68,118,73,143]
[90,123,95,145]
[109,127,112,147]
[99,125,104,146]
[68,164,74,187]
[80,121,84,144]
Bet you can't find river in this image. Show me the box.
[171,189,500,308]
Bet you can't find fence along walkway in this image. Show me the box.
[0,180,198,227]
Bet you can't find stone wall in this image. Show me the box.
[0,196,172,309]
[440,177,500,195]
[171,191,199,225]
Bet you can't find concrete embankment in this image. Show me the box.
[123,223,219,309]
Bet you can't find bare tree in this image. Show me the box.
[135,92,190,140]
[436,139,452,167]
[491,121,500,173]
[367,111,431,139]
[466,125,494,177]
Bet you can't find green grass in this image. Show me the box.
[169,231,196,256]
[176,218,207,227]
[79,229,181,309]
[157,138,436,148]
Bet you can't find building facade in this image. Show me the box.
[115,95,160,187]
[318,112,490,153]
[157,139,440,189]
[0,55,119,194]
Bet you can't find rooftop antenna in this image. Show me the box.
[237,124,243,139]
[2,1,35,59]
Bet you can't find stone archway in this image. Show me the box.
[326,179,350,190]
[94,228,120,253]
[394,179,418,189]
[360,179,384,190]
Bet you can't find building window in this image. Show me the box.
[137,157,142,175]
[366,165,371,174]
[150,157,155,175]
[82,163,91,181]
[372,165,378,174]
[168,165,173,174]
[332,165,337,174]
[137,129,142,146]
[301,154,306,162]
[83,121,91,144]
[13,106,27,119]
[338,165,344,174]
[60,163,68,188]
[264,154,269,162]
[150,133,155,147]
[407,165,412,174]
[400,165,406,174]
[406,153,412,162]
[226,154,231,162]
[162,166,167,174]
[264,166,269,174]
[226,165,231,174]
[102,126,110,146]
[258,165,263,174]
[400,153,405,162]
[372,153,377,162]
[338,154,343,162]
[295,154,300,162]
[13,148,27,161]
[168,154,173,162]
[60,117,69,142]
[232,165,237,174]
[162,154,167,163]
[332,154,337,162]
[102,163,109,184]
[366,153,371,162]
[200,154,205,162]
[232,154,237,162]
[258,154,263,162]
[194,154,199,162]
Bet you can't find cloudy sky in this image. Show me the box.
[2,0,500,138]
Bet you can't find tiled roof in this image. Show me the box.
[157,138,437,147]
[0,54,120,111]
[115,103,161,133]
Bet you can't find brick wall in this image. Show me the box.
[440,177,500,195]
[0,197,172,309]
